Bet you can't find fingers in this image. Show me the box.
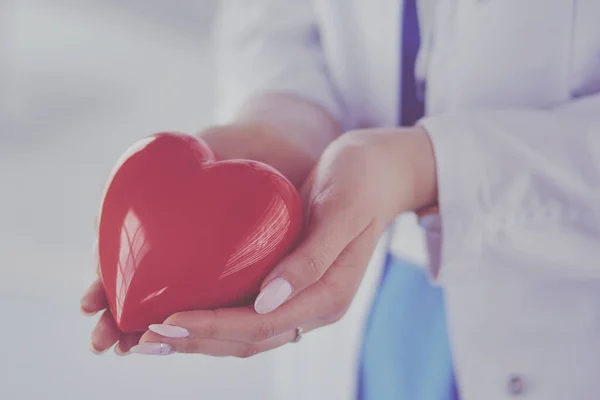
[307,221,381,322]
[80,278,108,315]
[114,333,143,356]
[131,289,321,345]
[82,219,107,315]
[132,321,319,357]
[89,311,141,356]
[144,307,290,343]
[88,215,134,357]
[254,188,370,315]
[127,223,379,357]
[114,222,379,358]
[90,310,120,354]
[82,223,105,315]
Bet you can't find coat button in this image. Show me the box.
[507,375,526,396]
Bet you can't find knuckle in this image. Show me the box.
[204,310,221,339]
[166,310,221,339]
[176,339,199,354]
[251,321,276,342]
[237,343,261,359]
[310,181,349,214]
[163,312,185,326]
[300,253,325,282]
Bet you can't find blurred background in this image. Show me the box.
[1,1,383,399]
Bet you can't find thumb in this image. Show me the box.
[253,195,368,315]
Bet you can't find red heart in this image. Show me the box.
[98,132,303,333]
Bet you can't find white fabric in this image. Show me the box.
[214,1,600,399]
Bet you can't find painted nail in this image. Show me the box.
[130,343,174,356]
[149,324,190,338]
[254,278,293,314]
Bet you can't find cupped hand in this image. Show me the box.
[110,127,436,357]
[81,123,321,355]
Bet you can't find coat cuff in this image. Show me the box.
[418,114,488,281]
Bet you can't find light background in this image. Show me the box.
[1,2,384,399]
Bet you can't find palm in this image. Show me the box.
[81,124,317,354]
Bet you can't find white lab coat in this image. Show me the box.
[214,1,600,399]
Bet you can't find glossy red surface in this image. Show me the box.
[98,133,303,333]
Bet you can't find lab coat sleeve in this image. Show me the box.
[213,0,348,128]
[419,93,600,281]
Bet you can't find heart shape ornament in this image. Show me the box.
[98,133,303,333]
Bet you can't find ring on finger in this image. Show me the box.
[291,327,303,343]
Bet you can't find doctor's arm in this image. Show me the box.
[418,93,600,280]
[108,96,600,359]
[200,0,345,187]
[221,94,600,335]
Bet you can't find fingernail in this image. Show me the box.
[114,345,130,357]
[90,342,108,355]
[254,278,293,314]
[130,343,174,356]
[149,324,190,338]
[80,305,98,316]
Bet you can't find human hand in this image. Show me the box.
[80,120,324,355]
[115,127,437,357]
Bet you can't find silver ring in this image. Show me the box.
[292,327,303,343]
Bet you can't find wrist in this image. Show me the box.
[198,122,316,188]
[235,93,341,159]
[362,127,438,217]
[398,127,438,214]
[396,127,438,213]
